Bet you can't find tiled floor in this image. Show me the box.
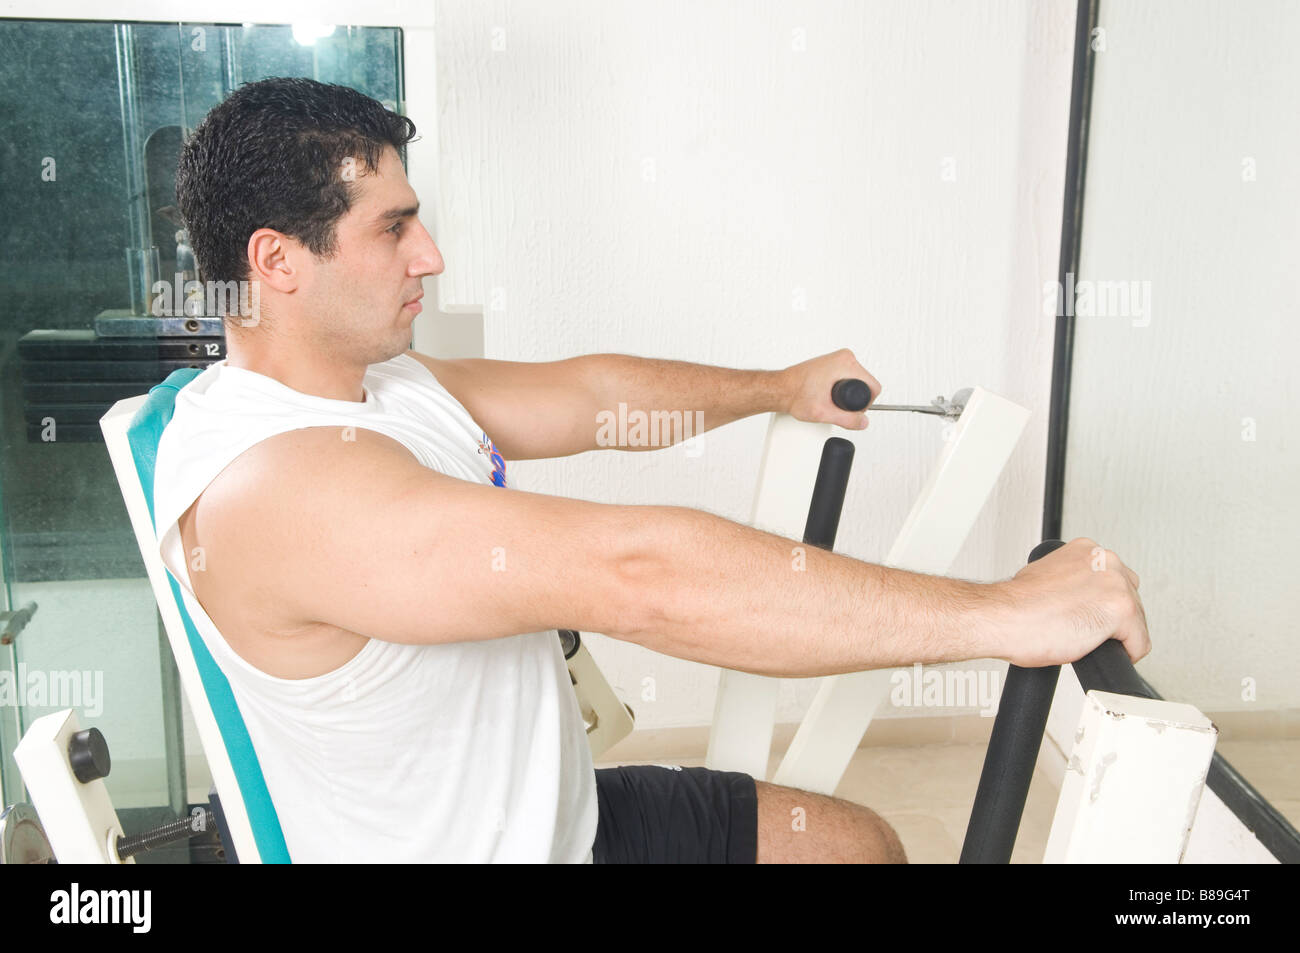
[598,738,1300,864]
[831,743,1061,863]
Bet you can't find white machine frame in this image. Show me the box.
[14,709,132,864]
[1043,690,1218,863]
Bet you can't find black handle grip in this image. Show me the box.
[1074,638,1151,697]
[959,539,1064,864]
[830,378,872,412]
[803,437,855,549]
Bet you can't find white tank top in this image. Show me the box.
[151,352,597,862]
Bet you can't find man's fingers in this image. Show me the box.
[1134,596,1150,661]
[1117,592,1151,664]
[863,371,883,402]
[1104,549,1139,590]
[843,355,882,405]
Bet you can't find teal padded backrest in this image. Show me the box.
[126,367,291,864]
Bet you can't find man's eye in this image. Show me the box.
[387,221,403,236]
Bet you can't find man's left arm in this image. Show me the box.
[409,348,883,461]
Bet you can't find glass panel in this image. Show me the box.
[0,19,403,848]
[1065,1,1298,822]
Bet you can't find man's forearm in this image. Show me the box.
[618,504,1002,677]
[584,353,789,451]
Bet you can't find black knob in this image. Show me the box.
[68,728,111,784]
[831,379,873,412]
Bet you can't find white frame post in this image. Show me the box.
[14,709,130,864]
[1043,690,1218,863]
[1040,665,1281,863]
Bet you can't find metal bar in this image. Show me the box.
[114,23,157,316]
[1042,0,1099,541]
[868,404,947,416]
[0,601,37,645]
[1202,756,1300,863]
[157,611,188,818]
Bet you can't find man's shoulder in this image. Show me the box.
[394,348,448,384]
[181,426,426,600]
[214,424,423,501]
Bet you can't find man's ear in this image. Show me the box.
[246,228,301,293]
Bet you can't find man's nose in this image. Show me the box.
[409,221,444,277]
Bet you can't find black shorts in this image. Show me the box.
[591,764,759,863]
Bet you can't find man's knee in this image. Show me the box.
[754,780,907,863]
[857,804,907,864]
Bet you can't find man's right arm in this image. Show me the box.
[621,509,1150,674]
[214,426,1148,674]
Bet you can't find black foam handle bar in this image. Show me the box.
[958,538,1155,862]
[799,381,865,551]
[831,378,872,412]
[803,437,855,549]
[1073,637,1153,699]
[1022,541,1150,699]
[958,539,1065,864]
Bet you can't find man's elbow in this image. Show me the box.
[602,505,697,648]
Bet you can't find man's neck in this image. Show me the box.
[224,336,368,403]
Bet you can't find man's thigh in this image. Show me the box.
[591,764,758,863]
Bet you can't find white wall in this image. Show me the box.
[1065,0,1300,713]
[433,0,1078,728]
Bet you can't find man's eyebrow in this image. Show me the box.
[375,203,420,224]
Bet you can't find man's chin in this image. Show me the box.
[360,333,413,367]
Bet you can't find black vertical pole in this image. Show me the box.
[1042,0,1100,542]
[958,540,1065,864]
[959,2,1101,862]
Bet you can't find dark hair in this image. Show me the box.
[175,77,417,290]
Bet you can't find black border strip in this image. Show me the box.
[1041,0,1097,543]
[1044,0,1300,864]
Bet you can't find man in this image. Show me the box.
[158,77,1149,863]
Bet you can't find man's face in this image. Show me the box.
[293,145,443,365]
